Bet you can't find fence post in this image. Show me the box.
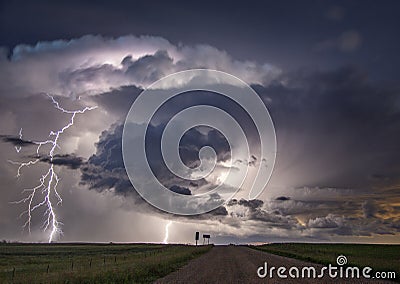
[114,256,117,264]
[47,264,50,274]
[71,260,74,271]
[12,267,15,279]
[89,259,92,269]
[103,256,106,265]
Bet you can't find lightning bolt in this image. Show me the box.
[9,94,97,243]
[163,221,172,244]
[15,128,23,153]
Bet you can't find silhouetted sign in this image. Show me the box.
[202,234,211,245]
[195,232,199,240]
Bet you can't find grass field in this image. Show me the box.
[252,243,399,281]
[0,243,211,283]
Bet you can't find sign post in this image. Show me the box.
[203,234,210,245]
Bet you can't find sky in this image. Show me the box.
[0,0,399,244]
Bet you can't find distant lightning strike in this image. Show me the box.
[163,221,172,244]
[15,128,23,153]
[9,94,97,243]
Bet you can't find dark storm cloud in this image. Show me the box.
[333,217,400,236]
[39,154,84,170]
[257,66,400,189]
[268,196,358,218]
[218,195,400,237]
[81,64,400,239]
[93,84,245,153]
[1,135,35,147]
[92,86,142,119]
[169,185,191,195]
[249,210,299,230]
[173,194,229,219]
[207,206,228,216]
[178,127,230,168]
[80,124,131,195]
[87,65,400,213]
[263,196,400,236]
[144,123,230,189]
[227,198,264,210]
[2,0,400,81]
[275,196,291,201]
[1,131,84,169]
[80,121,230,196]
[226,198,300,230]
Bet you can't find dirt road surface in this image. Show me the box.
[155,245,394,284]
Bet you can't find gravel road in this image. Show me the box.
[155,245,394,284]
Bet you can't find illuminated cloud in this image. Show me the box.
[0,35,280,98]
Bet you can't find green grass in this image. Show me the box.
[0,243,211,283]
[251,243,399,281]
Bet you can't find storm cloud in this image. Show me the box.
[1,135,35,148]
[0,35,280,99]
[1,0,399,243]
[38,154,85,170]
[80,122,230,197]
[74,64,400,241]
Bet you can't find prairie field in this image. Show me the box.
[0,243,211,283]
